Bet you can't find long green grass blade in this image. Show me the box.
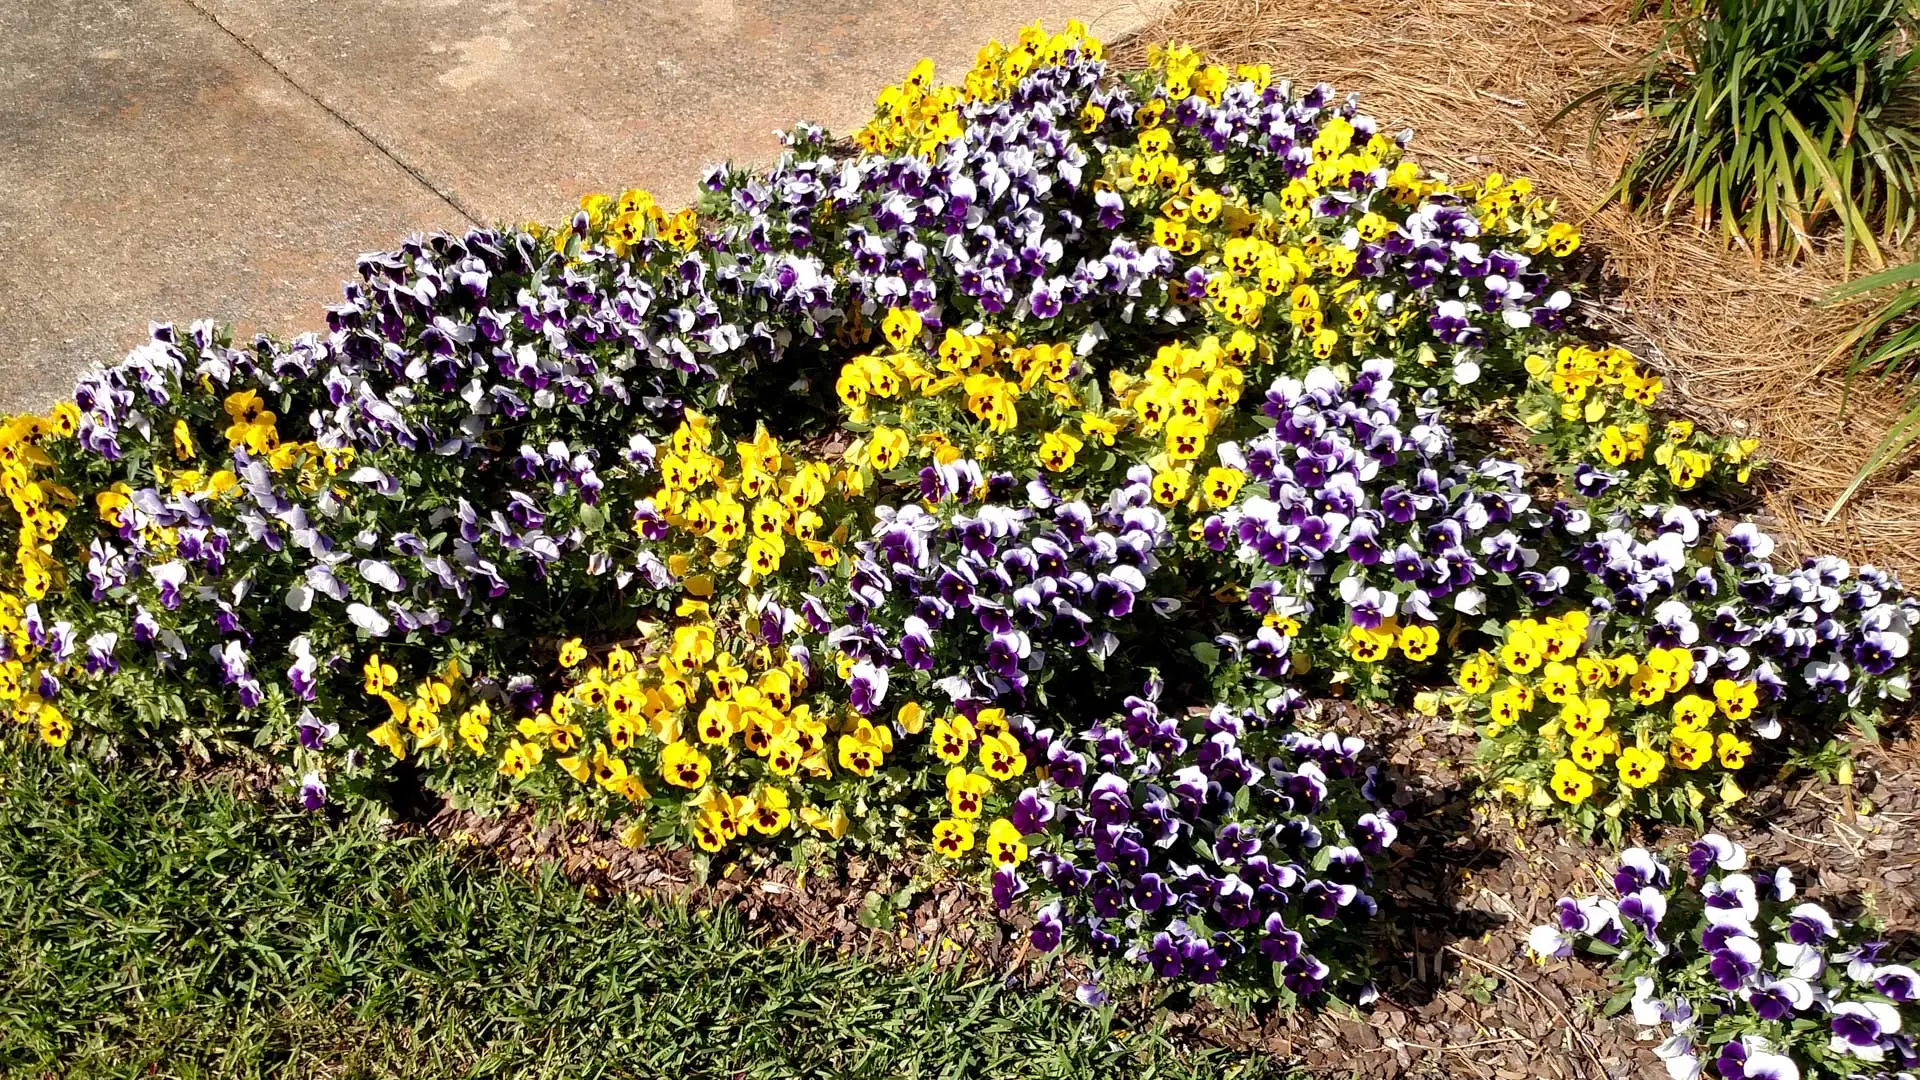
[1826,393,1920,520]
[1780,106,1887,267]
[1825,259,1920,301]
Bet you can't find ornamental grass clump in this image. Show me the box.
[0,20,1915,1001]
[1532,834,1919,1079]
[1575,0,1920,265]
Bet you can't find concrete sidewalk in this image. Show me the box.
[0,0,1160,413]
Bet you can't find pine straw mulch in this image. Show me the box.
[1110,0,1920,583]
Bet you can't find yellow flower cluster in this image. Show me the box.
[648,411,854,577]
[1145,44,1258,107]
[642,623,861,849]
[836,317,1079,440]
[363,654,466,763]
[0,407,88,746]
[911,703,1028,869]
[1109,334,1255,506]
[1443,613,1756,814]
[1342,618,1441,664]
[0,595,70,747]
[0,407,79,604]
[164,403,353,503]
[841,314,1128,491]
[426,621,883,852]
[839,307,1267,512]
[1108,111,1414,366]
[563,188,697,257]
[1528,344,1663,416]
[1112,110,1202,198]
[1521,346,1761,491]
[1664,421,1757,486]
[855,58,962,157]
[1469,172,1580,256]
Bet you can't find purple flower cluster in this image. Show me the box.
[1198,360,1917,749]
[1011,675,1392,993]
[1533,835,1918,1079]
[709,52,1183,342]
[1384,204,1573,352]
[1204,359,1580,653]
[58,314,664,712]
[812,464,1175,713]
[1568,511,1917,723]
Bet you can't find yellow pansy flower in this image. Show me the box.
[986,818,1028,867]
[800,802,851,839]
[881,306,923,350]
[1668,725,1713,771]
[660,740,711,789]
[932,818,976,857]
[1670,694,1715,729]
[1617,746,1665,789]
[1396,622,1439,662]
[1551,759,1594,804]
[979,731,1027,781]
[368,720,407,761]
[498,739,541,778]
[1717,733,1753,770]
[946,766,993,818]
[1036,430,1084,472]
[1713,679,1759,721]
[37,703,71,747]
[1458,652,1497,695]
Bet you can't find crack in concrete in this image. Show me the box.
[169,0,485,229]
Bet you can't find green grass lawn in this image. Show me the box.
[0,744,1290,1080]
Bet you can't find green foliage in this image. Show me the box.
[0,744,1294,1080]
[1572,0,1920,264]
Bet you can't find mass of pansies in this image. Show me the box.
[1,21,1914,1014]
[1532,836,1917,1080]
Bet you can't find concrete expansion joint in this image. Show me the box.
[168,0,485,229]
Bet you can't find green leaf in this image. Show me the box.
[1780,106,1886,269]
[1602,986,1636,1018]
[1824,259,1920,302]
[1823,393,1920,519]
[1855,711,1881,744]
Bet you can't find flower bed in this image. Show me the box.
[2,22,1914,1003]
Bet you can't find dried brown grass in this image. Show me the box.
[1118,0,1920,579]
